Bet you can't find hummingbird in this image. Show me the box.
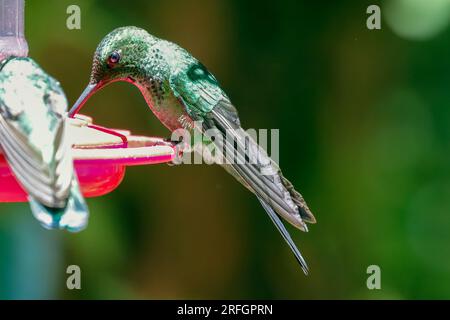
[70,26,316,273]
[0,56,89,232]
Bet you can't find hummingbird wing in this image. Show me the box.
[205,101,316,225]
[0,58,74,208]
[170,62,315,272]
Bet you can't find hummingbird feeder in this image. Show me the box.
[0,115,178,202]
[0,0,178,203]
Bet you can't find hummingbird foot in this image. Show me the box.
[165,137,189,166]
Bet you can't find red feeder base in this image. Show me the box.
[0,115,177,203]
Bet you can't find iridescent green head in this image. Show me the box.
[70,26,158,116]
[90,26,158,85]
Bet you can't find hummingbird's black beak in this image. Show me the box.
[69,82,101,118]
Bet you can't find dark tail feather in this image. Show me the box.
[279,174,316,224]
[257,197,309,275]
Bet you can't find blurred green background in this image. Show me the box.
[1,0,450,299]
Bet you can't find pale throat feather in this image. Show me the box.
[134,79,194,132]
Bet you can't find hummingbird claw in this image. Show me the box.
[165,137,188,166]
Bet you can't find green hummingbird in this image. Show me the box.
[0,57,89,232]
[70,26,316,273]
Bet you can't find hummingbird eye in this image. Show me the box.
[107,51,121,66]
